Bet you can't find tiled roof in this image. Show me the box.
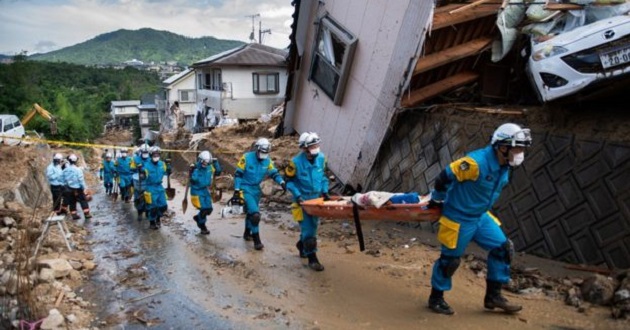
[193,43,287,67]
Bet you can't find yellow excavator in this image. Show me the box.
[21,103,58,135]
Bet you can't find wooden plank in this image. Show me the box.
[401,71,479,108]
[432,4,500,30]
[449,0,491,15]
[414,37,492,75]
[545,3,583,10]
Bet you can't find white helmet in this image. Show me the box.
[298,132,311,148]
[491,123,532,148]
[139,144,150,153]
[255,138,271,153]
[105,153,112,159]
[53,153,63,161]
[150,146,161,155]
[199,150,212,163]
[68,154,78,163]
[303,132,321,148]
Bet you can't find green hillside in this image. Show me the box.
[30,28,245,66]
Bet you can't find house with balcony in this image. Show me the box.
[191,43,288,130]
[138,103,159,140]
[110,100,140,128]
[158,68,197,131]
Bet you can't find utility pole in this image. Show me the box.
[259,20,271,45]
[245,13,260,43]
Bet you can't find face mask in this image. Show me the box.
[258,153,269,160]
[201,162,208,167]
[141,153,149,159]
[309,147,320,156]
[509,151,525,167]
[152,156,160,163]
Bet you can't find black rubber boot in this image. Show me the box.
[428,288,454,315]
[243,228,252,241]
[156,217,161,228]
[252,233,264,250]
[200,224,210,235]
[484,280,522,313]
[307,253,324,271]
[296,240,306,258]
[149,221,158,230]
[84,212,92,219]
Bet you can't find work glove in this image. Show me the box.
[99,175,103,181]
[189,163,195,177]
[427,199,443,210]
[280,181,287,192]
[139,171,146,180]
[322,193,331,201]
[296,196,304,204]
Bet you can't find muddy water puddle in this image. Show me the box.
[80,181,237,329]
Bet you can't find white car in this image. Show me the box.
[0,114,25,146]
[527,14,630,102]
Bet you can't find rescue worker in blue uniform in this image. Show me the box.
[233,138,286,250]
[46,153,65,214]
[427,123,532,315]
[142,146,171,229]
[190,150,222,235]
[131,144,151,220]
[115,148,133,203]
[62,154,92,220]
[99,153,115,195]
[285,132,329,271]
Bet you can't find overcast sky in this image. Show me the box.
[0,0,294,55]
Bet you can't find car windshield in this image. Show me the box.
[0,119,3,132]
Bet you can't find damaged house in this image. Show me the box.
[191,43,289,130]
[283,0,630,269]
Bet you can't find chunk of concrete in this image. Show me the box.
[37,259,73,279]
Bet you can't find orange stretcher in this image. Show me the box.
[301,198,440,221]
[301,197,441,252]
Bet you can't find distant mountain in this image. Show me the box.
[29,28,246,66]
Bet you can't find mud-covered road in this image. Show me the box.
[79,177,627,330]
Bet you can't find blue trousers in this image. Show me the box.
[431,212,509,291]
[191,190,212,225]
[299,212,320,256]
[145,186,167,222]
[243,187,262,234]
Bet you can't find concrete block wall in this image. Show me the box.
[365,110,630,269]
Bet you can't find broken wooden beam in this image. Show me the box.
[433,3,500,30]
[414,37,493,75]
[449,0,492,15]
[401,71,479,108]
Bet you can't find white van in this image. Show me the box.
[0,114,25,146]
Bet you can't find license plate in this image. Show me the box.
[600,46,630,69]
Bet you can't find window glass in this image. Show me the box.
[309,15,358,105]
[0,119,3,132]
[253,73,279,94]
[13,119,21,128]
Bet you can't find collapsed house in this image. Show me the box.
[283,0,630,268]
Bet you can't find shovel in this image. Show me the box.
[182,178,190,213]
[166,174,175,200]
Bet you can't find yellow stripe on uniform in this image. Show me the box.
[236,155,246,170]
[449,156,479,182]
[285,160,296,177]
[486,211,502,226]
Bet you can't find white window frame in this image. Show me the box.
[252,72,280,94]
[308,14,358,106]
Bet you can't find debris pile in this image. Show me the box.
[465,252,630,319]
[0,144,97,329]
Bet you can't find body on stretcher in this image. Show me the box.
[300,192,440,222]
